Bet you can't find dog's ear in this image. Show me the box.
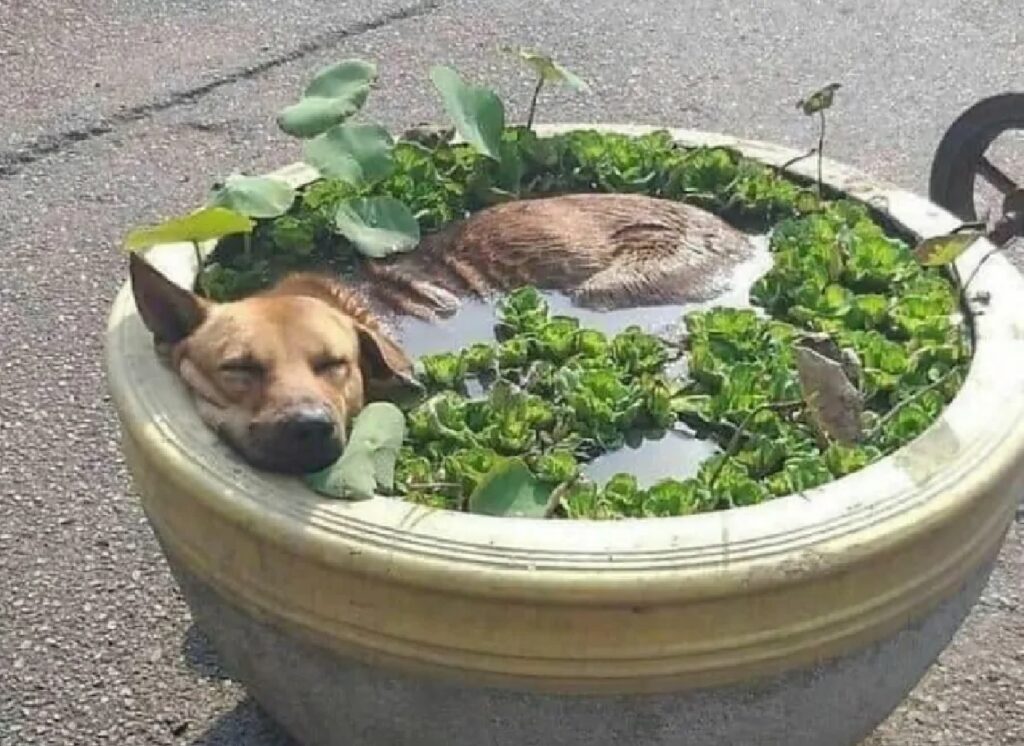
[355,324,417,389]
[129,253,208,345]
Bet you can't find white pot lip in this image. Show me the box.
[106,123,1024,583]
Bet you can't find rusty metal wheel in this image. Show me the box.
[929,93,1024,223]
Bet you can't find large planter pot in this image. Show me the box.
[105,125,1023,746]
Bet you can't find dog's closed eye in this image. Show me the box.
[219,356,265,378]
[312,356,350,376]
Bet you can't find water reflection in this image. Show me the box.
[391,234,771,484]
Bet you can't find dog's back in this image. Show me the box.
[358,193,754,319]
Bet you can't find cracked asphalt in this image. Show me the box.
[1,1,1022,744]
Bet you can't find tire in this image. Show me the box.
[929,93,1024,221]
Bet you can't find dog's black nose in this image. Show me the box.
[254,405,344,473]
[281,406,337,444]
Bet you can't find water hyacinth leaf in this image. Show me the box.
[419,352,467,388]
[334,196,421,258]
[277,59,377,138]
[209,175,296,219]
[505,46,591,92]
[796,83,841,116]
[534,450,579,484]
[796,345,864,444]
[304,402,406,500]
[124,207,253,252]
[430,65,505,161]
[303,123,395,185]
[468,458,553,518]
[912,231,982,267]
[270,216,316,255]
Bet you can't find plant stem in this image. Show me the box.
[192,240,207,297]
[526,76,545,130]
[947,262,978,357]
[816,109,826,197]
[960,242,1005,292]
[706,399,804,489]
[405,481,460,491]
[950,240,1006,359]
[865,367,961,442]
[544,474,581,518]
[778,147,818,174]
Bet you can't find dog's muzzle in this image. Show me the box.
[249,402,345,474]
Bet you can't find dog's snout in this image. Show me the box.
[250,403,344,474]
[281,406,337,444]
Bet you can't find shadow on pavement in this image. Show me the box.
[182,624,296,744]
[181,623,233,682]
[191,697,296,746]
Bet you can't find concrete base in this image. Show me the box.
[169,554,992,746]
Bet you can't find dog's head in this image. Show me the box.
[128,254,412,474]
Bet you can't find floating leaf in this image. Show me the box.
[304,402,406,500]
[796,345,863,444]
[795,332,863,390]
[467,458,553,517]
[912,231,982,267]
[209,175,296,219]
[505,46,591,92]
[797,83,841,115]
[303,123,395,185]
[334,196,421,258]
[277,59,377,138]
[124,207,253,252]
[430,65,505,160]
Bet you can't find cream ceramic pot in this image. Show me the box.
[105,126,1023,746]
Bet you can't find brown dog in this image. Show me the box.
[130,255,414,473]
[129,193,752,473]
[356,193,754,319]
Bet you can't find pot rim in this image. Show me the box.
[106,123,1024,604]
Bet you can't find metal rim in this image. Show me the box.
[929,92,1024,222]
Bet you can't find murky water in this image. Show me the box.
[392,235,772,486]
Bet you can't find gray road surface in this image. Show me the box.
[1,1,1022,744]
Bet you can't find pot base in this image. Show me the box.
[170,552,994,746]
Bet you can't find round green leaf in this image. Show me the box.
[912,231,982,267]
[277,59,377,138]
[303,123,395,185]
[796,83,841,116]
[334,196,421,258]
[429,65,505,161]
[209,175,296,218]
[124,207,253,252]
[304,402,406,500]
[304,59,377,98]
[506,46,591,92]
[468,458,553,518]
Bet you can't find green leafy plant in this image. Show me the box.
[504,46,591,129]
[277,59,377,138]
[209,175,297,219]
[304,402,406,500]
[468,458,554,517]
[121,53,969,517]
[912,231,983,267]
[430,65,506,160]
[796,82,841,196]
[333,196,421,258]
[302,123,396,185]
[124,206,254,252]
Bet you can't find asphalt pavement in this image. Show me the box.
[1,1,1022,744]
